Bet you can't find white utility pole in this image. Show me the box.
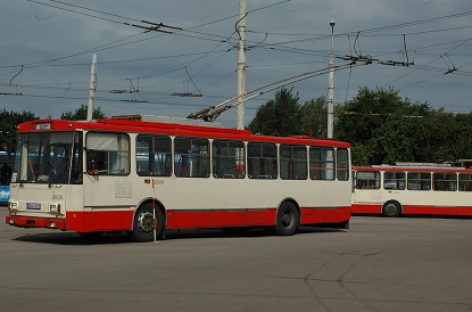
[86,53,97,121]
[236,0,247,130]
[327,20,335,138]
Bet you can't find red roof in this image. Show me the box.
[18,118,351,148]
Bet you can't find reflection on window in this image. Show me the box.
[310,147,334,180]
[212,140,245,179]
[384,172,405,190]
[136,135,171,177]
[86,132,130,175]
[356,171,380,189]
[247,142,277,179]
[280,144,307,180]
[459,173,472,192]
[337,148,349,181]
[407,172,431,191]
[433,172,457,191]
[174,137,209,178]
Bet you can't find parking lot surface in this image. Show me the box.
[1,207,471,312]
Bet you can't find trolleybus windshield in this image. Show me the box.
[13,132,83,184]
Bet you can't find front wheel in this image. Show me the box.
[129,203,165,242]
[275,201,300,236]
[382,201,401,217]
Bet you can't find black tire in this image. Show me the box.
[275,201,300,236]
[337,220,350,229]
[382,201,401,217]
[130,202,165,242]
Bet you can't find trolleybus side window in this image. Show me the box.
[459,173,472,192]
[280,144,307,180]
[212,140,245,179]
[384,172,406,190]
[174,137,209,178]
[336,148,349,181]
[86,132,130,175]
[136,135,172,177]
[433,172,457,191]
[407,172,431,190]
[355,171,380,189]
[247,142,277,179]
[309,147,334,180]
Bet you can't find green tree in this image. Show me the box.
[335,87,431,165]
[248,88,302,136]
[300,96,327,138]
[0,109,37,154]
[61,104,105,120]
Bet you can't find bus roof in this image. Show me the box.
[353,165,472,174]
[17,118,351,148]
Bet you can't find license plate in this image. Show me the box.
[26,203,41,210]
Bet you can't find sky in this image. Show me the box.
[1,0,472,127]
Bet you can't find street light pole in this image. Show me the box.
[327,20,335,138]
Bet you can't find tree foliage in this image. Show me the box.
[248,88,302,136]
[61,104,105,120]
[249,86,472,166]
[248,88,327,137]
[336,87,472,165]
[0,109,37,153]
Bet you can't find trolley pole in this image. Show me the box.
[236,0,247,130]
[327,20,335,139]
[87,53,97,121]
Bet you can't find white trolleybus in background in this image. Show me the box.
[352,165,472,217]
[6,116,352,241]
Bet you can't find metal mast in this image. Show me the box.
[236,0,247,130]
[327,20,335,138]
[86,53,97,121]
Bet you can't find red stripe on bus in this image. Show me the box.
[7,206,350,232]
[403,205,472,216]
[351,204,382,214]
[300,206,350,224]
[166,209,277,229]
[66,210,134,232]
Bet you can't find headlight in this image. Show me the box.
[8,202,18,210]
[49,204,61,214]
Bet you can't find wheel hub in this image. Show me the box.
[137,211,154,233]
[282,213,292,226]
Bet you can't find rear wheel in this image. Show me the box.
[130,202,165,242]
[383,201,401,217]
[275,201,300,236]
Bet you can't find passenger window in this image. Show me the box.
[407,172,431,191]
[86,132,130,175]
[384,172,406,190]
[174,137,209,178]
[356,171,380,189]
[459,173,472,192]
[433,172,457,191]
[336,148,349,181]
[136,135,172,177]
[247,142,277,179]
[309,147,334,180]
[212,140,245,179]
[280,144,307,180]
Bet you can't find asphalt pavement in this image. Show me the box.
[1,207,471,312]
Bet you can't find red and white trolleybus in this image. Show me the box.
[352,165,472,217]
[6,116,352,240]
